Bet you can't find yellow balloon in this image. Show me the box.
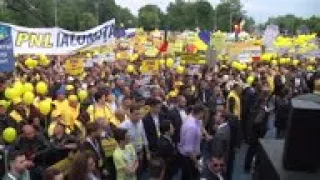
[24,83,34,92]
[126,65,135,73]
[306,65,315,71]
[198,60,206,64]
[78,90,88,102]
[13,81,24,97]
[2,127,17,143]
[159,59,165,65]
[166,58,174,68]
[231,61,238,69]
[93,50,99,56]
[5,88,18,100]
[285,58,291,64]
[23,92,35,105]
[36,81,48,95]
[39,100,51,115]
[25,58,37,69]
[86,53,92,58]
[40,58,50,66]
[247,76,255,86]
[279,58,286,65]
[292,60,299,66]
[176,66,185,74]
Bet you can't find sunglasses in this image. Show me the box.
[213,163,225,168]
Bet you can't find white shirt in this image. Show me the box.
[179,109,188,123]
[217,122,228,130]
[151,114,160,135]
[217,173,224,180]
[108,102,118,113]
[119,119,148,152]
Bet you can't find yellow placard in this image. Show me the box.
[65,58,84,76]
[140,60,160,73]
[227,41,261,60]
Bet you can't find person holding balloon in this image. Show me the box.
[8,98,30,133]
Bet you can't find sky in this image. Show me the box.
[115,0,320,23]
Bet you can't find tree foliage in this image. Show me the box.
[159,0,254,31]
[0,0,137,30]
[1,0,318,34]
[138,5,162,30]
[265,15,320,34]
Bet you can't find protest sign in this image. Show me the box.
[0,19,115,55]
[263,24,279,48]
[0,24,15,72]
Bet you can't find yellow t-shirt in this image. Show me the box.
[48,121,71,137]
[62,105,80,128]
[87,104,113,123]
[48,120,85,138]
[113,144,137,180]
[9,110,23,123]
[53,99,69,114]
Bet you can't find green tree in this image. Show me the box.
[138,5,162,30]
[78,12,98,31]
[195,1,214,29]
[265,15,320,35]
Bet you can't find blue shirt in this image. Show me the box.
[178,115,202,156]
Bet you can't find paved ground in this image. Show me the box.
[232,123,276,180]
[232,144,251,180]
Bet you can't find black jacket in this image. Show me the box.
[201,165,226,180]
[81,137,106,162]
[157,135,177,160]
[157,135,179,180]
[142,113,165,152]
[167,108,183,144]
[14,135,50,163]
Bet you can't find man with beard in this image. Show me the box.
[14,124,50,179]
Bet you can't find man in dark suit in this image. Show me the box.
[210,111,231,162]
[241,81,258,141]
[81,122,112,179]
[197,80,214,106]
[201,153,226,180]
[142,98,166,153]
[214,103,240,180]
[157,120,179,180]
[167,95,187,145]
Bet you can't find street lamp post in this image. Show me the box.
[214,5,217,30]
[54,0,58,26]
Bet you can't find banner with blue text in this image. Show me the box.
[0,19,115,55]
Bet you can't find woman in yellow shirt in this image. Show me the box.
[87,91,114,124]
[53,88,69,114]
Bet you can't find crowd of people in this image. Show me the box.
[0,34,319,180]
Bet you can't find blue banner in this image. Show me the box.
[0,24,14,72]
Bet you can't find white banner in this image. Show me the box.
[263,24,279,48]
[0,19,115,55]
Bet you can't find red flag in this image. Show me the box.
[159,42,169,53]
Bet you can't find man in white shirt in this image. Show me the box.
[119,106,149,179]
[119,106,148,155]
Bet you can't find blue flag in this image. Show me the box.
[114,27,126,38]
[0,24,15,72]
[198,30,211,45]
